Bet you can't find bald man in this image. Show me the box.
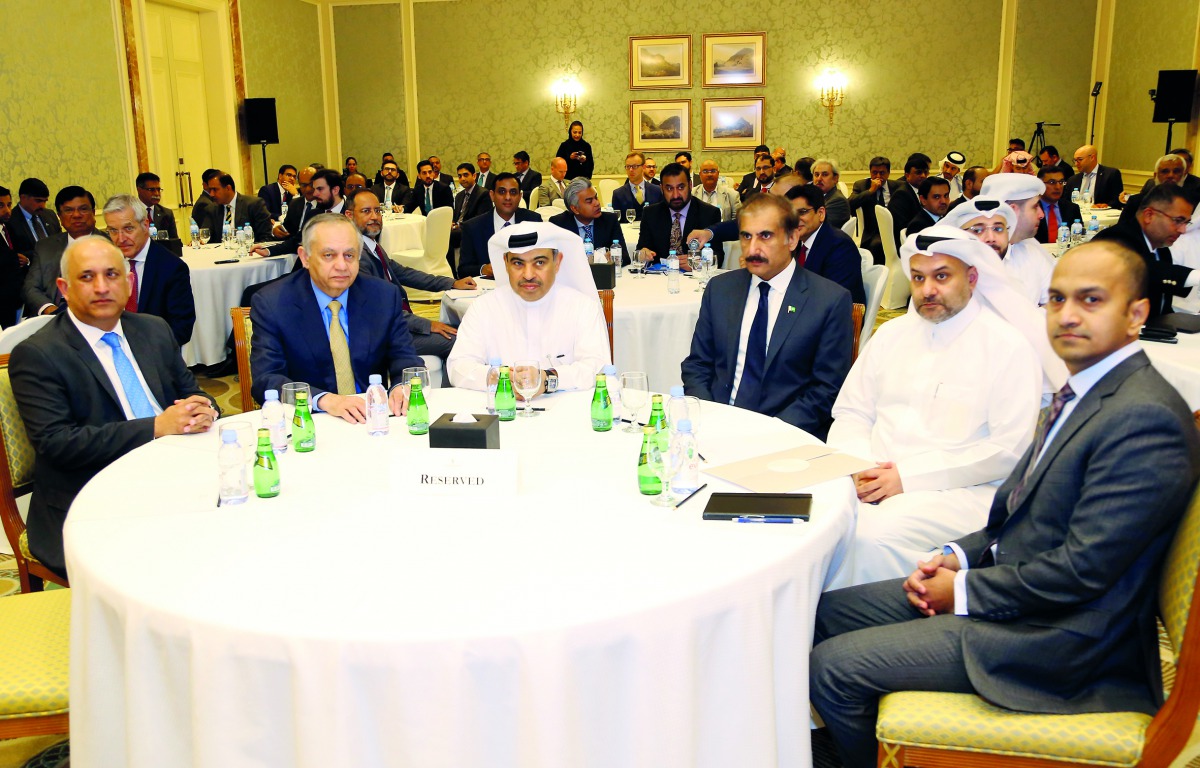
[1064,144,1124,208]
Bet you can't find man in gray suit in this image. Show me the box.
[810,240,1200,768]
[812,159,851,230]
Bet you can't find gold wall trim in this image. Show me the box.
[317,2,343,165]
[991,0,1017,167]
[401,0,420,164]
[230,0,252,183]
[119,0,150,172]
[1088,0,1115,152]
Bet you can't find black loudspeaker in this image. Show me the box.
[1153,70,1197,123]
[244,98,279,144]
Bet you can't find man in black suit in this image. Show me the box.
[403,159,453,215]
[810,241,1200,768]
[739,152,777,201]
[642,157,660,186]
[906,177,951,236]
[1137,149,1200,203]
[1120,154,1200,227]
[850,156,904,263]
[257,166,319,252]
[1036,145,1074,179]
[637,163,724,268]
[102,195,196,345]
[512,151,543,207]
[189,168,222,233]
[681,193,852,439]
[784,184,865,304]
[135,172,179,240]
[428,156,455,188]
[812,159,851,230]
[10,235,216,579]
[550,178,630,265]
[23,186,106,318]
[457,173,542,279]
[195,172,274,241]
[1092,183,1196,318]
[9,178,62,262]
[0,186,28,327]
[1065,144,1124,208]
[887,158,930,245]
[475,152,498,190]
[611,152,664,220]
[371,160,410,213]
[250,214,424,422]
[736,144,772,195]
[946,166,990,213]
[255,164,298,220]
[451,163,492,228]
[1035,165,1081,243]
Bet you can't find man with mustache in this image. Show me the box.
[636,162,723,269]
[825,226,1058,589]
[981,173,1057,306]
[943,195,1014,261]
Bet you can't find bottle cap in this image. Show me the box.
[677,419,692,432]
[489,356,502,366]
[602,364,617,375]
[643,425,655,435]
[369,374,382,385]
[264,389,279,401]
[222,430,239,444]
[409,376,422,387]
[670,385,685,397]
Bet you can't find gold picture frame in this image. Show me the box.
[630,99,691,152]
[702,98,764,150]
[702,32,766,87]
[629,35,692,89]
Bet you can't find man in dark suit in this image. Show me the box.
[196,172,274,241]
[887,158,930,245]
[428,156,455,188]
[475,152,498,191]
[1092,183,1196,318]
[945,166,990,214]
[135,172,179,240]
[23,186,106,318]
[250,214,424,422]
[850,156,905,263]
[457,173,542,279]
[10,235,216,579]
[9,178,62,262]
[255,164,298,220]
[738,153,778,202]
[681,194,852,439]
[1065,144,1124,208]
[637,163,724,268]
[0,186,28,327]
[1137,149,1200,203]
[512,151,542,207]
[255,167,320,255]
[785,184,866,304]
[1036,145,1074,179]
[810,241,1200,768]
[812,159,851,230]
[451,163,492,228]
[403,160,453,215]
[906,177,952,236]
[611,152,664,221]
[371,160,410,213]
[1035,165,1081,243]
[550,178,630,265]
[348,189,477,360]
[189,168,222,233]
[1121,154,1200,228]
[735,145,773,195]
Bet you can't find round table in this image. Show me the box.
[1143,334,1200,409]
[620,220,742,269]
[179,245,296,366]
[65,388,854,768]
[441,270,716,391]
[379,213,426,254]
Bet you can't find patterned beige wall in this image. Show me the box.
[1009,0,1097,161]
[0,0,130,200]
[1104,0,1199,172]
[413,0,1003,180]
[334,4,410,181]
[240,0,327,190]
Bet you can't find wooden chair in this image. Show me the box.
[851,303,865,364]
[598,289,614,360]
[875,481,1200,768]
[0,588,71,738]
[230,307,256,413]
[0,354,69,593]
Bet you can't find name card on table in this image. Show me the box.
[394,448,518,498]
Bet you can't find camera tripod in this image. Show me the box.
[1028,121,1060,160]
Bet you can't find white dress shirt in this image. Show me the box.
[67,310,163,419]
[729,259,796,402]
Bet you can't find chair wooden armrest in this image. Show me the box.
[230,308,255,413]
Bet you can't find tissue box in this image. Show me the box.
[590,263,616,290]
[429,413,500,449]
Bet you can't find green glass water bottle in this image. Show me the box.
[292,388,316,452]
[406,377,430,435]
[253,427,281,498]
[495,365,517,421]
[591,373,613,431]
[647,393,668,450]
[638,425,662,495]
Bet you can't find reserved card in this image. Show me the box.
[393,448,517,498]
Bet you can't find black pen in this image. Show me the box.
[618,418,648,426]
[214,258,239,264]
[675,483,707,509]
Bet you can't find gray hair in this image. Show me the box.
[102,194,148,223]
[59,235,128,285]
[1156,154,1186,171]
[300,212,361,256]
[564,177,592,211]
[813,158,840,177]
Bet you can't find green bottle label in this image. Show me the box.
[638,426,662,495]
[495,366,517,421]
[591,375,612,431]
[648,396,668,451]
[293,390,316,452]
[253,428,281,498]
[407,378,430,435]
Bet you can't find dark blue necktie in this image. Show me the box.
[735,282,771,409]
[583,224,594,243]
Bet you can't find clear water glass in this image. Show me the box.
[619,371,648,432]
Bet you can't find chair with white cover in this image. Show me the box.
[841,216,859,244]
[392,207,454,301]
[598,178,621,207]
[875,205,910,310]
[0,316,54,355]
[551,199,567,210]
[837,181,850,197]
[419,355,444,389]
[528,186,540,210]
[858,263,889,353]
[535,206,560,219]
[858,247,874,271]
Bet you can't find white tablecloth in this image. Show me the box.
[1143,334,1200,409]
[621,221,742,269]
[179,245,296,366]
[442,271,713,391]
[379,214,426,254]
[66,388,855,768]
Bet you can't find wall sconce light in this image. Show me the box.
[815,69,847,126]
[553,77,581,130]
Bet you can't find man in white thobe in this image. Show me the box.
[980,173,1057,306]
[447,221,610,391]
[825,226,1067,589]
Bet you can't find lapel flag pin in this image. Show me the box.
[788,305,796,314]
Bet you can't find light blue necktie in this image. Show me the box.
[100,332,155,419]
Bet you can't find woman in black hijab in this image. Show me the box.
[555,120,594,180]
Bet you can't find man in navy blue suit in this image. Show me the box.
[611,151,663,221]
[101,195,196,346]
[681,194,853,440]
[250,214,424,422]
[256,164,298,220]
[783,184,865,305]
[457,173,542,279]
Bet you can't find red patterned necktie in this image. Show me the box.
[373,242,393,283]
[125,259,139,312]
[1046,204,1058,240]
[797,243,808,268]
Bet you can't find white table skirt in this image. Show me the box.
[442,270,714,391]
[380,214,426,255]
[1143,334,1200,409]
[179,245,296,366]
[66,388,854,768]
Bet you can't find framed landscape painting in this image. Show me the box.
[630,100,691,152]
[702,32,766,87]
[629,35,692,89]
[702,98,764,150]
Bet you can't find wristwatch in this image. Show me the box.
[544,369,559,394]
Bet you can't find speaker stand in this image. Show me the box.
[1164,120,1177,156]
[260,142,269,190]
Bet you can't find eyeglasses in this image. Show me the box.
[105,225,142,237]
[1147,208,1191,228]
[794,207,817,217]
[624,164,643,170]
[356,207,384,216]
[966,223,1008,236]
[1042,179,1065,187]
